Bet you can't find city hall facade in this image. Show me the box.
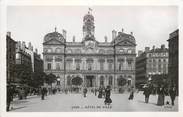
[43,10,136,90]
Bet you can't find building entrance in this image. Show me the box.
[85,75,95,87]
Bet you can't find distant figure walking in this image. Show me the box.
[128,87,134,100]
[104,86,112,105]
[169,86,177,106]
[157,85,165,106]
[94,88,98,96]
[143,86,151,103]
[41,87,47,100]
[83,87,88,98]
[98,87,103,98]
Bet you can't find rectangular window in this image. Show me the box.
[47,63,51,70]
[56,63,60,70]
[119,63,122,71]
[76,63,80,70]
[100,62,104,70]
[108,63,112,71]
[109,76,113,85]
[88,63,92,70]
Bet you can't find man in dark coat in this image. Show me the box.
[41,87,46,100]
[143,86,151,103]
[7,85,14,111]
[128,87,134,100]
[98,87,103,98]
[83,87,87,98]
[104,86,112,105]
[169,86,177,106]
[157,86,165,106]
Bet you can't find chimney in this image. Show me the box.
[28,42,32,50]
[104,36,108,42]
[152,45,155,50]
[112,30,117,40]
[122,28,124,33]
[7,32,11,37]
[31,45,33,51]
[73,36,75,42]
[62,29,66,39]
[35,48,38,54]
[22,41,26,51]
[161,44,165,50]
[130,32,133,35]
[17,41,21,50]
[138,50,143,56]
[145,47,150,52]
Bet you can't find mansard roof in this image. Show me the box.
[44,31,65,43]
[112,32,136,46]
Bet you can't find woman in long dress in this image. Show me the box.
[157,86,165,106]
[104,86,112,105]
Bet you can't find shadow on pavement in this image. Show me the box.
[9,106,27,111]
[137,100,157,106]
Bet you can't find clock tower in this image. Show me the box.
[82,8,95,41]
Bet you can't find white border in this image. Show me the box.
[1,0,183,117]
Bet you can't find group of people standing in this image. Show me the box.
[83,85,112,105]
[143,85,177,106]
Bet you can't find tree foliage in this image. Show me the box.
[72,77,83,86]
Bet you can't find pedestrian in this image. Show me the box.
[157,85,165,106]
[169,86,177,106]
[94,88,97,96]
[18,88,24,100]
[102,87,106,98]
[104,86,112,105]
[83,87,87,98]
[128,87,134,100]
[7,85,14,111]
[98,87,103,98]
[143,86,151,103]
[41,87,46,100]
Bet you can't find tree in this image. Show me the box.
[15,64,32,86]
[72,77,83,86]
[30,72,46,88]
[117,77,127,86]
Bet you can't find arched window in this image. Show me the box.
[109,76,113,85]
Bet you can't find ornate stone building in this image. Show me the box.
[43,10,136,90]
[136,45,169,88]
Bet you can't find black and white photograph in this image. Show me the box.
[1,0,182,115]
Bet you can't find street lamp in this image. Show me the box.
[57,77,61,86]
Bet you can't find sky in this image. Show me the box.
[7,6,178,58]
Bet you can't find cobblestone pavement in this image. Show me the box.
[9,92,178,112]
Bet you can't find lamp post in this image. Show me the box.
[57,77,60,86]
[148,72,152,85]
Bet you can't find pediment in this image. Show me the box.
[43,38,64,45]
[115,39,136,46]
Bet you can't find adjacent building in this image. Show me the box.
[136,45,169,87]
[6,32,17,84]
[43,9,136,90]
[167,29,178,89]
[15,41,43,85]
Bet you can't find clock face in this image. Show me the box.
[85,40,95,49]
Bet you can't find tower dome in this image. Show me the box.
[83,8,95,41]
